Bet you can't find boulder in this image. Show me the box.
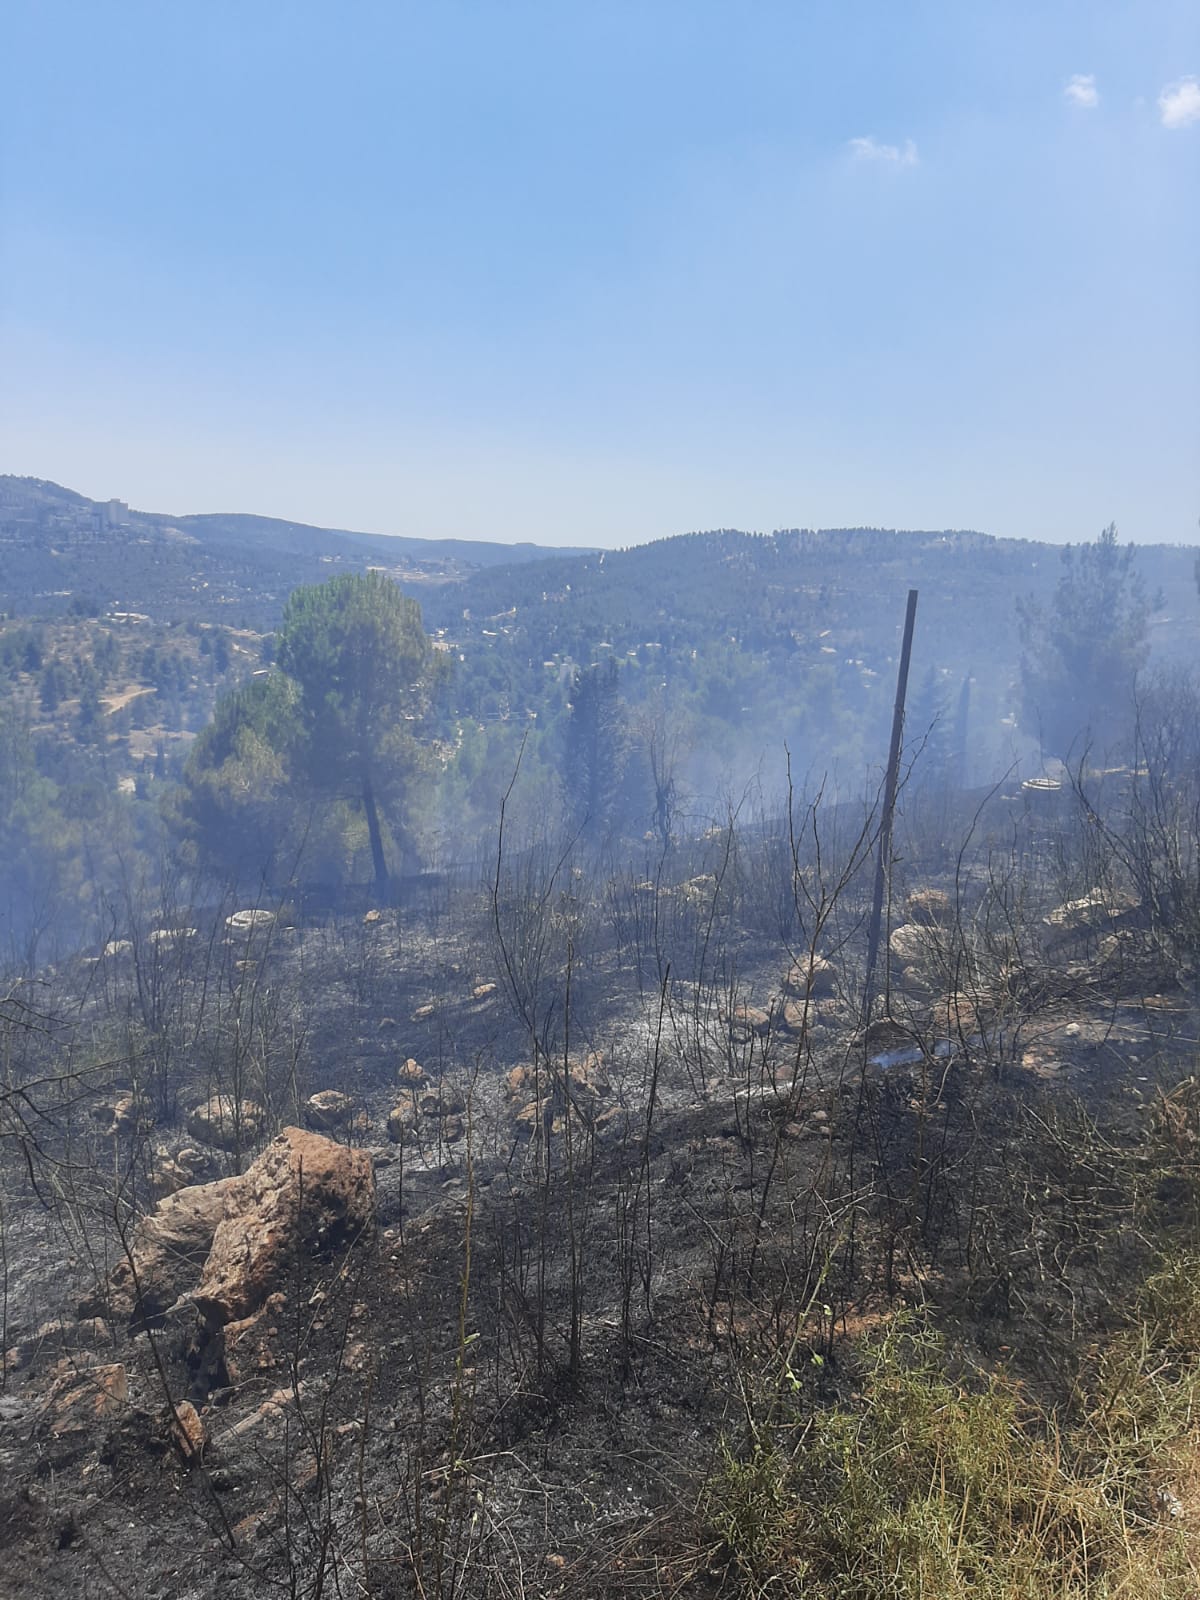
[472,982,498,1002]
[167,1398,207,1460]
[572,1050,610,1097]
[88,1175,241,1324]
[194,1128,375,1326]
[729,1004,771,1041]
[91,1093,149,1139]
[386,1105,417,1142]
[907,888,952,926]
[226,908,276,932]
[772,998,810,1035]
[150,1155,194,1199]
[187,1095,265,1152]
[411,1002,437,1022]
[304,1090,354,1132]
[782,955,837,998]
[889,922,944,968]
[397,1057,427,1087]
[1045,889,1137,932]
[420,1089,466,1118]
[42,1362,129,1437]
[504,1063,537,1100]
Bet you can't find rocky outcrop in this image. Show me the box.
[304,1089,354,1132]
[150,1144,216,1199]
[1044,889,1137,933]
[226,908,276,932]
[84,1129,374,1335]
[194,1128,374,1326]
[91,1093,151,1139]
[187,1095,265,1152]
[782,954,837,999]
[729,1004,771,1043]
[167,1398,206,1460]
[41,1362,129,1437]
[84,1176,239,1325]
[386,1104,417,1141]
[888,923,946,994]
[420,1088,466,1118]
[907,888,952,926]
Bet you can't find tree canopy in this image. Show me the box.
[175,573,438,894]
[1018,524,1150,760]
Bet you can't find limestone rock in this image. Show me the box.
[91,1093,149,1139]
[472,982,498,1002]
[194,1128,374,1326]
[187,1095,265,1152]
[88,1175,240,1324]
[772,998,810,1035]
[782,955,837,998]
[304,1089,354,1132]
[1044,889,1137,932]
[420,1088,466,1118]
[397,1057,427,1087]
[729,1004,771,1041]
[572,1050,610,1098]
[889,922,944,969]
[42,1362,129,1436]
[505,1063,537,1100]
[168,1398,206,1460]
[386,1105,417,1142]
[226,908,276,932]
[907,888,952,926]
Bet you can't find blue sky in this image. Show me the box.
[2,1,1197,547]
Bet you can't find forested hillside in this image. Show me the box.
[0,477,592,627]
[1,483,1196,969]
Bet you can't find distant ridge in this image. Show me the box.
[0,475,595,624]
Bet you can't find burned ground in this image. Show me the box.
[3,818,1200,1598]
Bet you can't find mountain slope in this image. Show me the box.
[0,477,592,625]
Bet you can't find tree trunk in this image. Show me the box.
[362,771,389,898]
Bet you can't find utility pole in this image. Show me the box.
[862,588,919,1027]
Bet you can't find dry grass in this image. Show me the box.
[698,1306,1200,1598]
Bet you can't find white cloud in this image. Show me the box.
[847,136,919,167]
[1064,73,1099,109]
[1158,76,1200,128]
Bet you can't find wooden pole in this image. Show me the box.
[862,588,919,1027]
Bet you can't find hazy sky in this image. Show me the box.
[2,1,1197,547]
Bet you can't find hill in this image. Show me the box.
[0,476,593,627]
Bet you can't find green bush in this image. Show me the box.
[700,1311,1200,1598]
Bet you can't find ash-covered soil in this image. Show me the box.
[2,896,1196,1598]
